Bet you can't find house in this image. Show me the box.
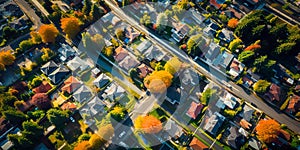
[80,96,105,118]
[163,119,183,139]
[48,65,70,84]
[239,105,254,122]
[246,68,261,82]
[66,56,89,72]
[93,73,111,88]
[222,7,244,19]
[218,90,238,109]
[228,58,245,78]
[9,18,28,31]
[114,46,129,62]
[91,68,101,77]
[286,95,300,114]
[181,68,198,87]
[41,61,58,76]
[242,75,254,88]
[101,13,121,26]
[218,28,234,43]
[158,0,170,8]
[212,51,234,72]
[118,55,140,72]
[33,81,52,93]
[137,64,152,78]
[209,0,225,9]
[136,40,152,53]
[273,64,294,85]
[248,137,262,150]
[189,137,208,150]
[166,86,181,104]
[73,85,93,104]
[52,95,67,107]
[58,43,76,61]
[203,112,225,136]
[186,101,203,119]
[232,0,265,13]
[102,82,125,102]
[171,22,190,43]
[227,126,246,149]
[264,84,284,103]
[0,127,20,150]
[124,26,140,44]
[204,42,221,63]
[61,76,82,94]
[203,21,220,37]
[0,117,13,137]
[61,102,77,112]
[31,93,52,110]
[144,45,166,61]
[190,8,205,26]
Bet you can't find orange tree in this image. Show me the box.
[38,24,59,43]
[60,17,80,39]
[0,50,16,70]
[134,115,162,134]
[228,18,239,29]
[144,70,173,93]
[74,141,91,150]
[256,119,280,143]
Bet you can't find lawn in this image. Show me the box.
[148,107,167,119]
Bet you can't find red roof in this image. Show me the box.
[186,102,203,119]
[114,46,128,62]
[264,84,281,102]
[189,137,208,150]
[210,0,221,9]
[61,102,77,111]
[61,76,81,94]
[287,95,300,113]
[33,81,52,93]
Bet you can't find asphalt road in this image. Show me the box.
[13,0,42,29]
[105,0,300,134]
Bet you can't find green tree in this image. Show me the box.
[46,108,69,129]
[3,26,17,40]
[78,133,91,142]
[90,4,103,21]
[82,0,92,16]
[253,55,276,73]
[187,34,202,55]
[238,51,255,63]
[228,38,242,52]
[164,57,183,75]
[201,88,217,105]
[140,13,151,27]
[22,121,44,140]
[270,23,288,41]
[275,42,296,55]
[29,76,42,89]
[110,106,125,121]
[252,25,266,38]
[253,80,271,93]
[115,28,125,40]
[3,110,27,125]
[30,31,42,44]
[156,13,168,33]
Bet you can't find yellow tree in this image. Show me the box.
[89,134,105,149]
[38,24,59,43]
[60,17,80,39]
[256,119,280,143]
[0,50,16,70]
[30,31,42,44]
[74,141,91,150]
[228,18,239,29]
[97,124,114,140]
[144,70,173,93]
[164,57,183,75]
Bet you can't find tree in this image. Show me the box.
[38,24,59,43]
[115,28,125,40]
[256,119,280,143]
[102,46,113,59]
[228,18,238,29]
[187,34,202,55]
[238,51,255,63]
[41,47,55,61]
[134,115,162,134]
[275,42,296,55]
[89,134,105,149]
[19,40,34,51]
[3,110,27,125]
[61,17,81,39]
[156,13,168,33]
[253,80,271,93]
[46,108,69,129]
[0,50,16,70]
[228,38,242,52]
[144,70,173,93]
[22,121,44,140]
[30,31,42,44]
[253,55,276,73]
[252,25,266,38]
[82,0,92,16]
[29,76,42,88]
[164,57,183,75]
[244,44,261,51]
[110,106,125,121]
[32,93,51,110]
[74,141,91,150]
[200,88,217,105]
[3,26,17,40]
[140,13,151,27]
[97,124,114,140]
[78,133,91,142]
[89,4,103,21]
[177,0,189,10]
[269,23,288,41]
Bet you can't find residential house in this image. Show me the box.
[186,101,203,119]
[144,45,166,61]
[0,117,13,138]
[136,40,152,54]
[101,13,121,26]
[232,0,265,13]
[158,0,170,8]
[61,102,77,112]
[218,28,234,43]
[93,73,111,88]
[73,85,93,104]
[114,46,129,62]
[210,0,226,9]
[216,90,238,109]
[48,65,70,84]
[66,56,89,72]
[264,83,285,103]
[222,7,244,19]
[61,76,82,94]
[102,82,125,102]
[212,51,234,72]
[227,126,246,149]
[228,58,245,78]
[52,95,67,107]
[203,112,225,136]
[118,55,140,72]
[41,61,58,76]
[189,8,205,26]
[246,68,261,82]
[80,96,106,118]
[58,43,76,61]
[248,137,262,150]
[124,26,140,44]
[204,42,221,63]
[171,22,190,43]
[189,137,209,150]
[91,67,101,77]
[273,64,294,85]
[166,86,182,105]
[0,127,20,150]
[242,75,254,88]
[203,21,220,38]
[137,64,152,78]
[9,18,28,31]
[163,119,183,140]
[181,68,198,89]
[33,81,52,93]
[239,105,254,122]
[286,94,300,115]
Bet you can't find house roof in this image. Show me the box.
[186,101,203,119]
[101,13,121,26]
[114,46,129,62]
[210,0,225,9]
[31,93,51,110]
[222,91,237,109]
[242,75,254,87]
[205,42,221,62]
[137,64,152,78]
[0,117,12,135]
[240,119,252,129]
[124,26,140,43]
[61,76,82,94]
[58,43,75,58]
[91,68,101,76]
[93,73,111,88]
[144,45,166,61]
[48,65,70,84]
[239,105,254,122]
[287,95,300,113]
[164,119,183,137]
[181,68,198,86]
[166,86,181,104]
[203,112,225,135]
[41,61,58,75]
[136,40,152,53]
[33,81,52,93]
[103,82,125,101]
[248,138,261,150]
[219,28,234,43]
[279,129,291,141]
[118,55,140,72]
[264,84,282,102]
[213,51,234,70]
[227,126,245,149]
[61,102,77,111]
[189,137,208,150]
[73,85,93,104]
[66,56,89,72]
[80,96,105,117]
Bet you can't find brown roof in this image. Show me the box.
[32,93,51,110]
[264,84,282,102]
[279,129,290,141]
[240,119,252,129]
[12,81,28,93]
[189,137,208,150]
[33,81,52,93]
[61,76,81,94]
[287,95,300,113]
[242,76,254,86]
[61,102,77,111]
[230,60,240,72]
[114,46,128,62]
[137,64,152,78]
[186,102,203,119]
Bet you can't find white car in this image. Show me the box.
[119,131,126,138]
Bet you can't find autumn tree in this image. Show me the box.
[134,115,162,134]
[253,80,271,94]
[256,119,280,143]
[97,123,114,140]
[41,47,55,62]
[244,44,261,51]
[164,57,183,75]
[227,18,238,29]
[31,93,51,110]
[115,28,125,40]
[228,38,242,52]
[30,31,42,44]
[140,13,151,27]
[0,50,15,70]
[74,141,91,150]
[89,134,105,149]
[60,17,80,39]
[38,24,59,43]
[177,0,189,9]
[144,70,173,93]
[110,106,125,121]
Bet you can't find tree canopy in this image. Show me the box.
[97,123,114,140]
[0,50,15,70]
[238,51,255,63]
[227,18,238,29]
[200,88,217,105]
[46,108,69,129]
[256,119,280,143]
[156,13,168,33]
[228,38,242,52]
[164,57,183,75]
[144,70,173,93]
[253,80,271,93]
[134,115,162,134]
[61,17,81,39]
[38,24,59,43]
